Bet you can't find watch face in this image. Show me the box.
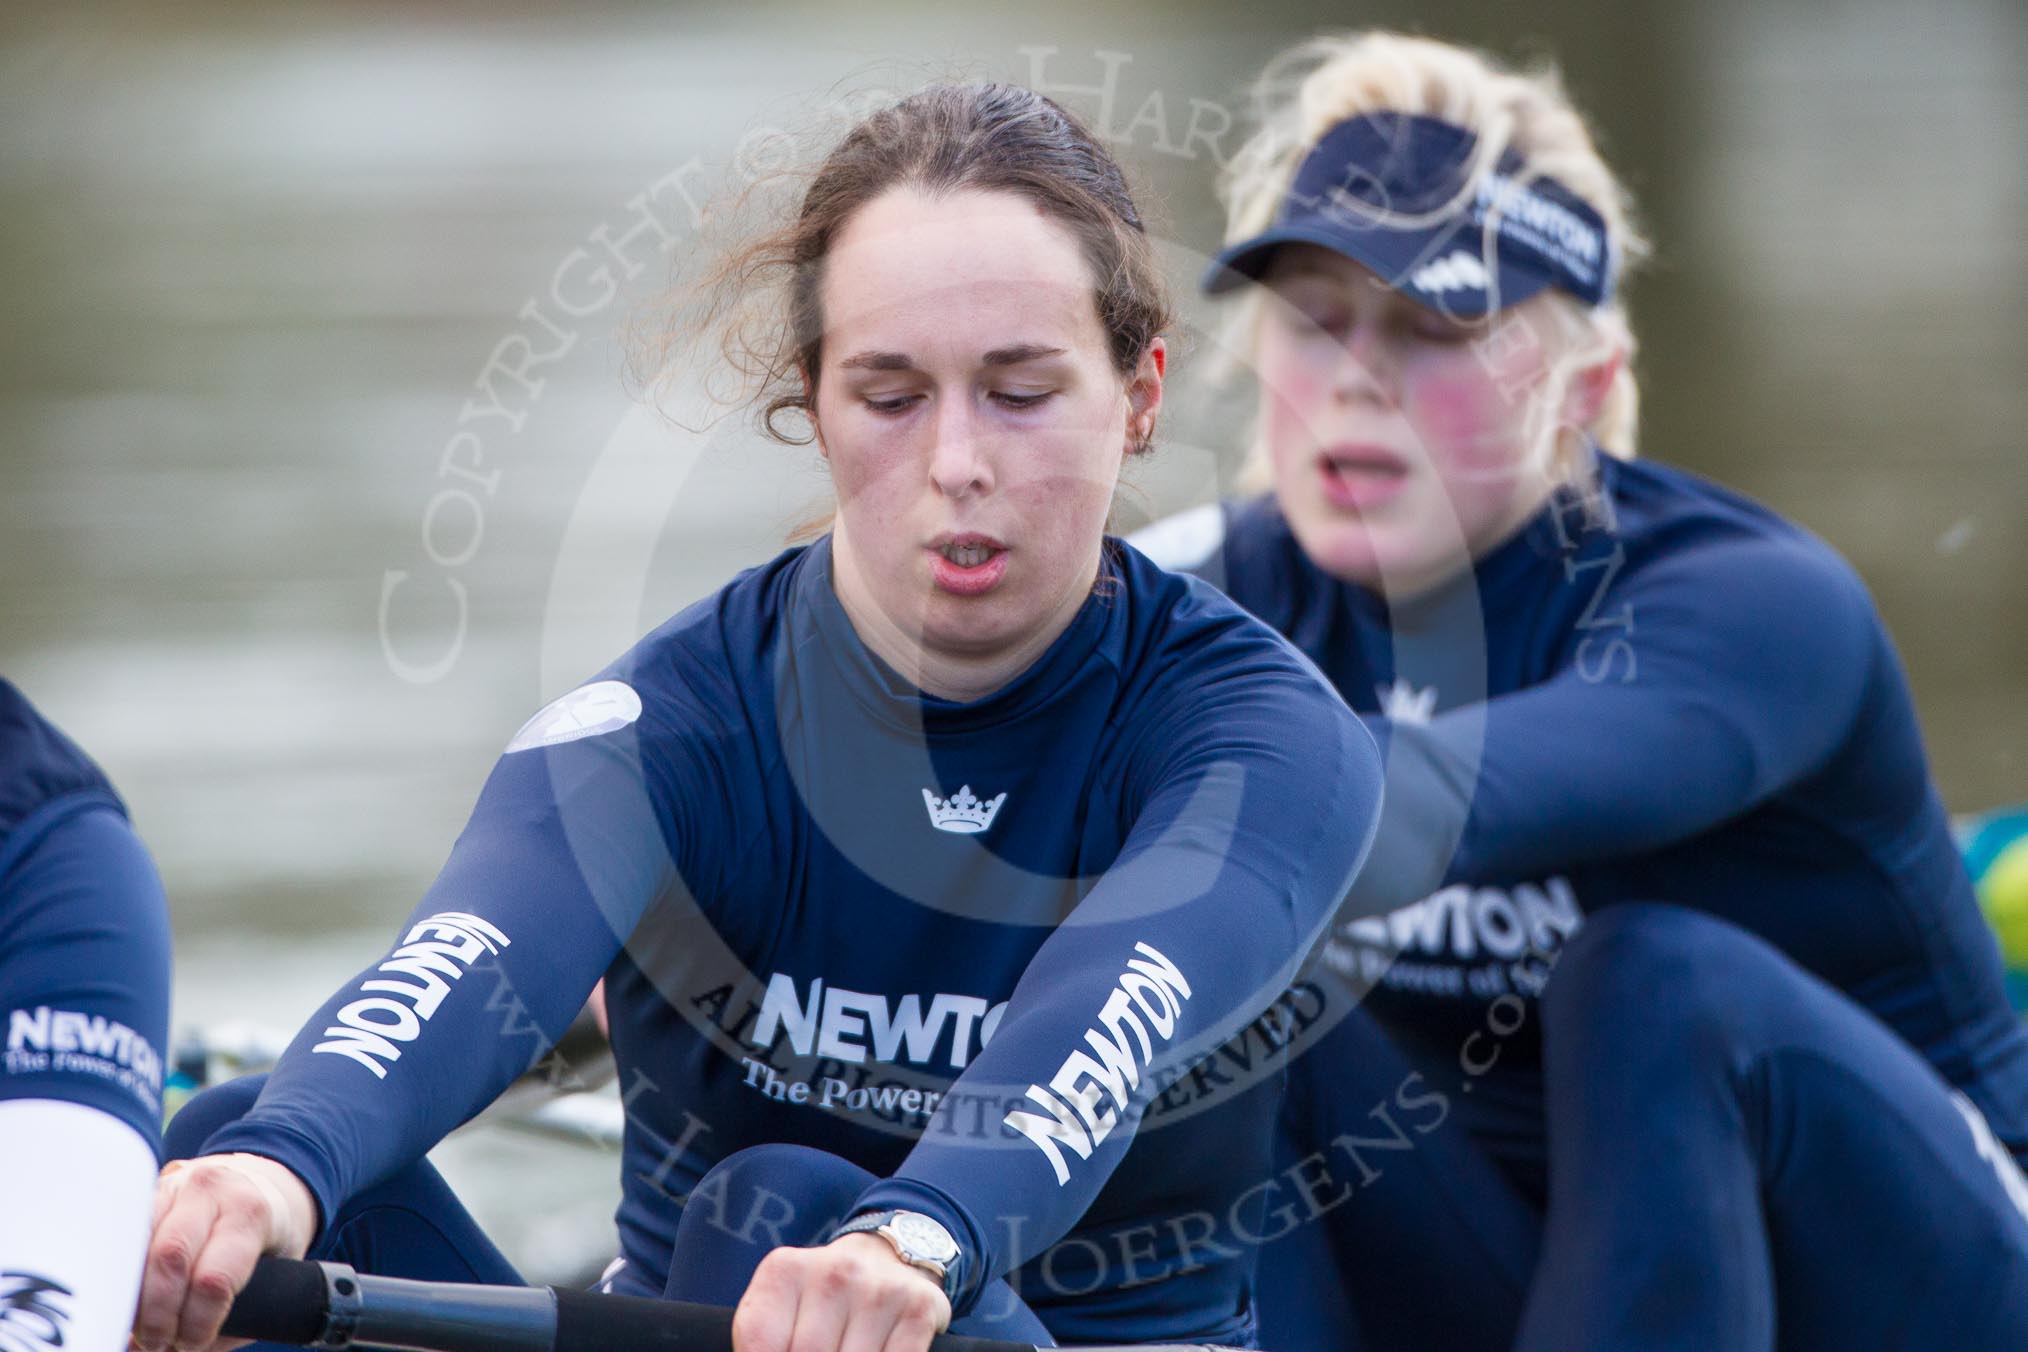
[888,1213,959,1264]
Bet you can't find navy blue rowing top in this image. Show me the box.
[0,678,172,1154]
[1140,454,2028,1195]
[202,538,1380,1345]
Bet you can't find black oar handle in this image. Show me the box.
[226,1257,1230,1352]
[218,1255,331,1346]
[223,1257,553,1352]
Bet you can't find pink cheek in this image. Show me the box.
[825,447,875,500]
[1402,369,1523,472]
[822,416,913,498]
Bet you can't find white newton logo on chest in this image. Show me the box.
[1346,878,1583,961]
[751,974,1007,1072]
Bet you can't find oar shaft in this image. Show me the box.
[223,1258,1044,1352]
[351,1270,554,1352]
[224,1257,1246,1352]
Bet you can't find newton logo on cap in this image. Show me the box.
[1408,250,1490,297]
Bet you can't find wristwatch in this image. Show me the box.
[832,1209,961,1300]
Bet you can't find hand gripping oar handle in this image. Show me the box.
[222,1256,1248,1352]
[549,1285,1013,1352]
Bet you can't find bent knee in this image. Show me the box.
[695,1143,877,1226]
[1544,904,1782,1048]
[707,1142,871,1188]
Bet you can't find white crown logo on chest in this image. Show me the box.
[1379,678,1439,726]
[922,785,1007,834]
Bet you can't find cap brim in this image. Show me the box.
[1202,218,1557,320]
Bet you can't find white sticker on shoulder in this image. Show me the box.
[505,679,643,753]
[1127,503,1225,571]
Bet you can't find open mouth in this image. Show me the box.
[939,541,997,568]
[1318,445,1410,510]
[927,534,1009,596]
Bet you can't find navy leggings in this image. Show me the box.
[1259,903,2028,1351]
[165,1083,1053,1347]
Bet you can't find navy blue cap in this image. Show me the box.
[1205,111,1615,317]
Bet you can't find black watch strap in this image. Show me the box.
[832,1210,961,1303]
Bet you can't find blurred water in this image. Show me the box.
[2,0,2022,1281]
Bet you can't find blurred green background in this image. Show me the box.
[2,0,2022,1277]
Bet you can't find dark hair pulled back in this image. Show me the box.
[690,82,1171,447]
